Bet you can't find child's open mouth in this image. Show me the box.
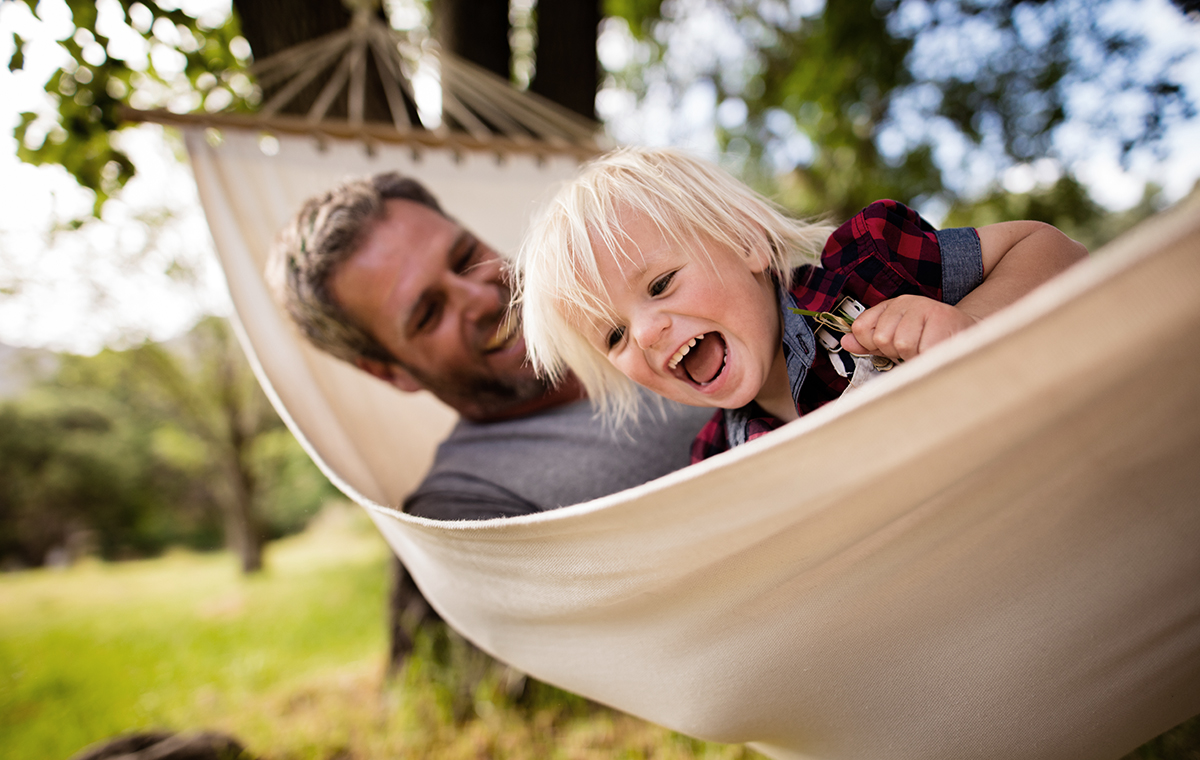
[669,332,727,385]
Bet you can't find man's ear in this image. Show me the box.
[354,357,423,393]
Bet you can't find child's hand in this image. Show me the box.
[840,295,979,361]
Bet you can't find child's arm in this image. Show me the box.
[841,221,1087,361]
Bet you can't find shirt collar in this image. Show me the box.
[722,277,817,449]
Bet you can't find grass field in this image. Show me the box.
[0,504,759,760]
[3,504,1197,760]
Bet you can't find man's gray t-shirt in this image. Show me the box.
[404,395,712,520]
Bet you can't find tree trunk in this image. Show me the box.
[233,0,352,58]
[530,0,600,120]
[433,0,512,79]
[213,324,266,575]
[219,453,264,574]
[386,554,441,671]
[231,0,395,122]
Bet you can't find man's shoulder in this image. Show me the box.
[409,394,711,519]
[432,396,711,477]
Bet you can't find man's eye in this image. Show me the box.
[415,300,441,332]
[454,243,477,273]
[649,271,675,297]
[606,325,625,350]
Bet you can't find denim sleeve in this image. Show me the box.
[935,226,983,305]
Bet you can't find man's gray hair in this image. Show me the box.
[268,172,444,366]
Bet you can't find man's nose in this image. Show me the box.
[448,272,503,321]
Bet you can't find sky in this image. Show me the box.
[594,0,1200,208]
[0,0,1198,355]
[0,0,231,355]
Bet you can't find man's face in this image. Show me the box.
[329,198,553,420]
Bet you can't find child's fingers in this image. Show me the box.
[840,296,956,361]
[842,300,885,354]
[855,298,917,360]
[889,308,929,361]
[840,332,868,354]
[879,298,972,360]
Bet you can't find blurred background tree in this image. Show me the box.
[601,0,1197,229]
[0,385,194,568]
[8,0,252,215]
[0,317,338,572]
[7,0,1196,237]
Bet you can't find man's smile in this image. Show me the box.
[483,309,522,353]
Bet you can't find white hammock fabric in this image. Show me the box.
[186,125,1200,760]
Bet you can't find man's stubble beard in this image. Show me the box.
[410,361,556,421]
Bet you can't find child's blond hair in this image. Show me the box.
[516,146,835,424]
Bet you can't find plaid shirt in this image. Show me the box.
[690,200,983,463]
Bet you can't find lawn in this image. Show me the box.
[3,504,1195,760]
[0,504,758,760]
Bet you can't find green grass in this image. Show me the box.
[6,504,1193,760]
[0,505,758,760]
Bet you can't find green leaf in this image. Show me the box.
[787,308,827,319]
[604,0,664,38]
[9,33,25,71]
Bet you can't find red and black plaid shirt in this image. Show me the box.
[690,200,982,463]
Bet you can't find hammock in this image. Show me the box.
[179,121,1200,759]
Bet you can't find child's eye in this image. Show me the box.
[606,325,626,350]
[649,271,675,297]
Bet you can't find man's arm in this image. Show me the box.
[842,221,1087,361]
[404,472,544,521]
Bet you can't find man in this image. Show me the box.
[269,172,712,521]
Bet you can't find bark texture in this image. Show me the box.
[433,0,513,79]
[530,0,600,119]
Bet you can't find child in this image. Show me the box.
[516,147,1086,462]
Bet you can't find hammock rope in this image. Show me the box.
[243,0,605,150]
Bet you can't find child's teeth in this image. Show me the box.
[668,335,702,370]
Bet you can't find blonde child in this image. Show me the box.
[516,147,1086,462]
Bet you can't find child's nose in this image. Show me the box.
[632,311,669,350]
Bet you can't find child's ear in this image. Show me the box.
[744,233,774,274]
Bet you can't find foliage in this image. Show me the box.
[249,427,339,540]
[942,175,1169,252]
[7,0,254,214]
[0,317,337,570]
[1125,715,1200,760]
[603,0,1198,219]
[0,510,761,760]
[9,0,1196,226]
[55,315,337,572]
[0,392,213,568]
